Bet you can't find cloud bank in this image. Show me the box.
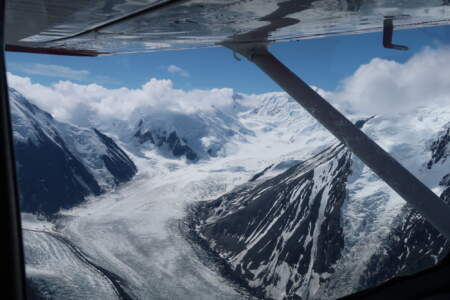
[335,46,450,115]
[7,74,237,125]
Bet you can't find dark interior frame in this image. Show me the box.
[1,0,27,299]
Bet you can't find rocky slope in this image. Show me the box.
[188,113,450,299]
[189,144,352,299]
[10,88,137,215]
[356,125,450,293]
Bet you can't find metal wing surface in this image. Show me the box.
[5,0,450,55]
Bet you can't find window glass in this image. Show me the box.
[6,21,450,300]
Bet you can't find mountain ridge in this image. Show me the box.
[10,88,137,215]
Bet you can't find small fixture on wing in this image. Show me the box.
[383,17,409,51]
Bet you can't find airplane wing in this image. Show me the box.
[5,0,450,56]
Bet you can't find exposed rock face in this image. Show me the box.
[134,126,198,161]
[14,127,102,215]
[94,129,137,183]
[10,88,137,215]
[189,144,352,299]
[428,125,450,169]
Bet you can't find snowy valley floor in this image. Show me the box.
[22,149,290,300]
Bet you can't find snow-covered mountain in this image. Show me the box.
[10,88,137,215]
[79,93,256,162]
[89,92,329,163]
[15,85,450,300]
[188,144,352,299]
[129,108,252,161]
[186,103,450,299]
[357,125,450,293]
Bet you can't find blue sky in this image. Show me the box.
[6,25,450,94]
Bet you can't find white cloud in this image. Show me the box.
[167,64,190,77]
[9,63,90,81]
[7,73,235,125]
[334,46,450,115]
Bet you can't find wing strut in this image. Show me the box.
[223,42,450,240]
